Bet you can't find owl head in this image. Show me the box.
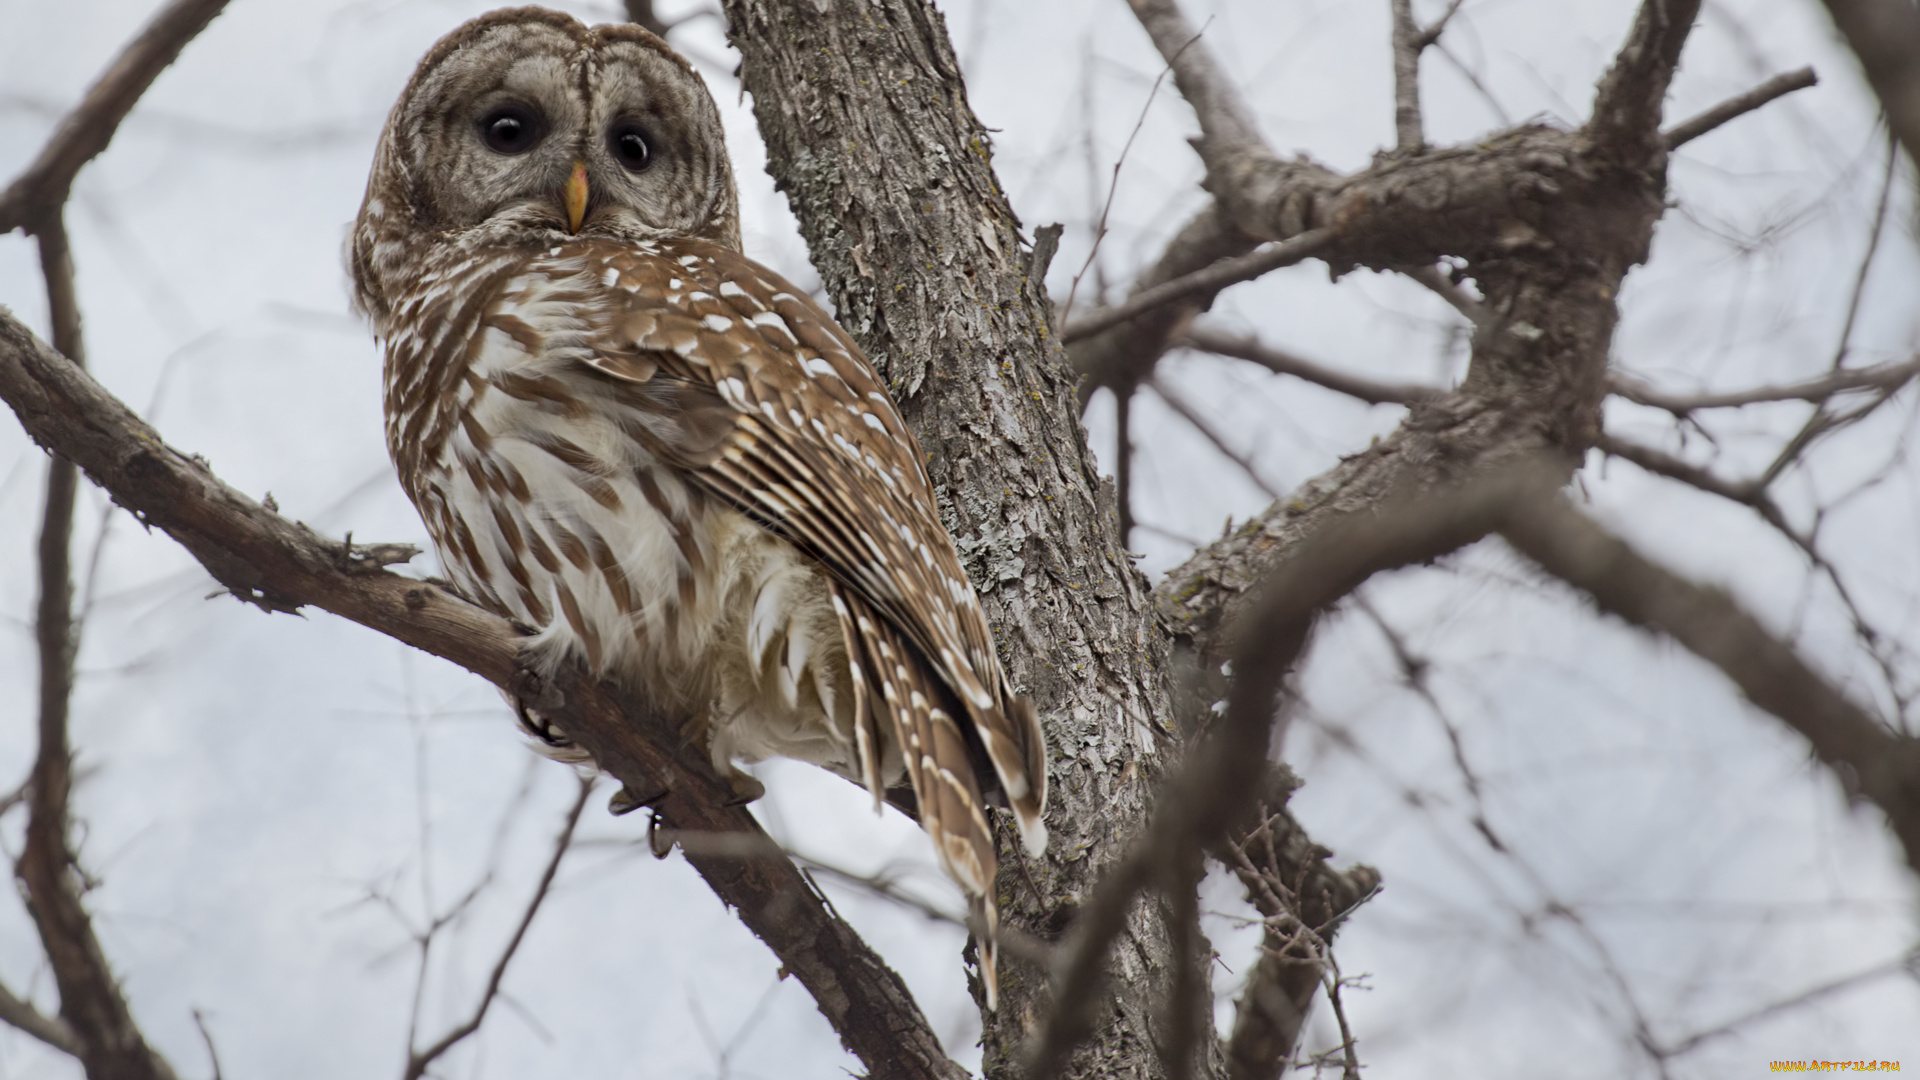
[351,7,740,321]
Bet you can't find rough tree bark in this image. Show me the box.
[720,3,1201,1075]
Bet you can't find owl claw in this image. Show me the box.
[608,784,667,816]
[647,810,675,859]
[723,768,766,806]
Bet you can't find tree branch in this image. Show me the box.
[1217,774,1379,1080]
[0,981,82,1058]
[0,314,966,1080]
[1180,326,1444,406]
[1061,228,1339,344]
[1499,498,1920,877]
[0,0,233,235]
[18,213,180,1080]
[1027,466,1559,1079]
[404,777,592,1080]
[1609,352,1918,413]
[1662,66,1819,149]
[1389,0,1427,151]
[1588,0,1705,158]
[720,2,1192,1074]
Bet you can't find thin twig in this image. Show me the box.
[1415,0,1469,49]
[1181,326,1444,406]
[1609,352,1920,414]
[1146,376,1283,499]
[192,1009,224,1080]
[1652,948,1920,1057]
[403,776,593,1080]
[1061,30,1197,327]
[1661,66,1818,148]
[1062,228,1340,343]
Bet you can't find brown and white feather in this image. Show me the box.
[351,7,1047,1008]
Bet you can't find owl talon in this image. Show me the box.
[608,784,667,816]
[724,769,766,806]
[647,810,676,859]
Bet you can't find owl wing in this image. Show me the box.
[537,237,1047,863]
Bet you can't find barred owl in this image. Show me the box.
[349,7,1046,1004]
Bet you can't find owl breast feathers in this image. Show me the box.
[351,7,1046,1007]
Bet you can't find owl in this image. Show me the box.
[348,7,1047,1005]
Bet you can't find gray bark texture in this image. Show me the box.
[718,3,1196,1075]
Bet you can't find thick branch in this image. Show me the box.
[1028,468,1556,1078]
[1500,499,1920,877]
[0,315,964,1080]
[0,0,232,235]
[1814,0,1920,170]
[1122,0,1266,164]
[1588,0,1705,158]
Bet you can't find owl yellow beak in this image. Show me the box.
[563,161,589,233]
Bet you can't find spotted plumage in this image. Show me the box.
[350,7,1046,1006]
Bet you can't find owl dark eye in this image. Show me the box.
[479,104,543,155]
[608,122,653,172]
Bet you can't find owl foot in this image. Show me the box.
[608,783,667,816]
[723,767,766,806]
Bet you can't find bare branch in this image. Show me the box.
[0,313,967,1080]
[1218,773,1379,1080]
[1609,352,1920,413]
[1401,263,1487,324]
[405,777,593,1080]
[1499,498,1920,878]
[1662,66,1819,149]
[1813,0,1920,171]
[1390,0,1426,150]
[0,0,233,235]
[1587,0,1705,156]
[0,981,81,1058]
[1122,0,1266,160]
[1147,376,1283,499]
[1181,326,1444,406]
[1061,228,1339,344]
[1068,204,1259,404]
[1026,467,1558,1078]
[1415,0,1469,49]
[656,829,1056,969]
[1652,948,1920,1057]
[19,214,180,1080]
[1595,432,1759,504]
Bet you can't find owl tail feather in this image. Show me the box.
[972,894,999,1013]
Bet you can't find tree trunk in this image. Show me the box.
[721,2,1194,1074]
